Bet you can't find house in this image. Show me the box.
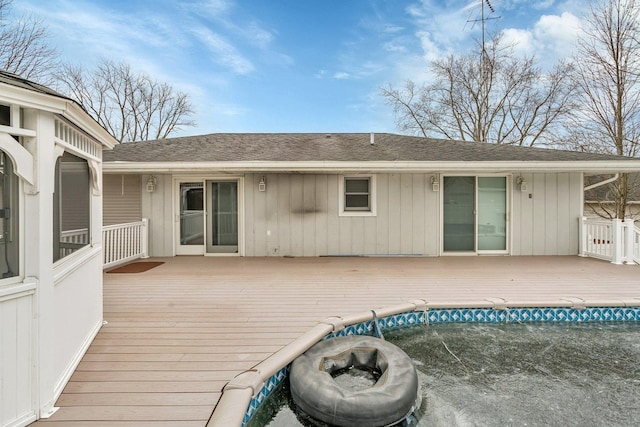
[102,133,640,258]
[0,71,117,427]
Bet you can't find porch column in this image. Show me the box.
[623,219,634,264]
[611,219,624,265]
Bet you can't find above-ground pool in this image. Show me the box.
[248,322,640,426]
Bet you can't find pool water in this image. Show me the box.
[248,322,640,427]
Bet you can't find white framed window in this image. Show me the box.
[339,175,376,216]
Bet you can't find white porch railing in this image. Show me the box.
[102,219,149,269]
[60,228,89,258]
[580,217,639,265]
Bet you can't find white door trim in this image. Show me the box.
[439,173,512,256]
[173,176,244,256]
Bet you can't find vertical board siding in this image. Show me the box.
[0,292,33,426]
[245,173,438,257]
[103,174,142,226]
[388,174,402,254]
[141,171,582,258]
[375,174,390,255]
[141,174,173,257]
[545,173,558,255]
[302,175,317,256]
[512,172,582,256]
[400,174,413,254]
[315,175,329,256]
[556,173,571,255]
[412,174,426,255]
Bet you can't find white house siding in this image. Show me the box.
[511,172,583,255]
[103,174,142,226]
[140,174,174,257]
[52,250,103,399]
[135,171,583,257]
[244,173,440,257]
[0,287,35,427]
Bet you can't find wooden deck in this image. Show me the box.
[34,256,640,426]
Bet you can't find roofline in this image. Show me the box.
[103,160,640,174]
[0,80,118,149]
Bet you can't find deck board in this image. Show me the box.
[32,256,640,426]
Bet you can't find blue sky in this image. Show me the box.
[17,0,589,137]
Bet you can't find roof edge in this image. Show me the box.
[103,160,640,174]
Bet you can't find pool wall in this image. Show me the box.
[207,300,640,427]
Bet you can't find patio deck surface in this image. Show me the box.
[34,255,640,427]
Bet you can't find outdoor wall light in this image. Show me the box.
[146,175,157,192]
[517,176,528,192]
[258,176,267,192]
[431,176,439,192]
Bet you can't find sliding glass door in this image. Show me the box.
[443,176,508,254]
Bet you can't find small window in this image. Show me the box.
[345,178,371,210]
[339,175,376,216]
[54,152,91,262]
[0,151,19,279]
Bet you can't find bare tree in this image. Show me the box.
[55,60,196,142]
[0,0,58,84]
[381,33,575,146]
[565,0,640,219]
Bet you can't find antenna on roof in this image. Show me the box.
[466,0,501,60]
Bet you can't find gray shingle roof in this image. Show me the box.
[104,132,637,163]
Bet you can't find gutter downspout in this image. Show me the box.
[584,173,619,191]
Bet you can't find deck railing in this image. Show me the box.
[580,217,639,265]
[60,228,90,258]
[103,219,149,269]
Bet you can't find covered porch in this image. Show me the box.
[34,255,640,426]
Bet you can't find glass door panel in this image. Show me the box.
[206,180,238,254]
[179,182,204,246]
[443,176,475,252]
[477,177,507,251]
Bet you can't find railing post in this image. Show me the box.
[623,219,634,264]
[141,218,149,259]
[611,219,623,264]
[578,217,586,257]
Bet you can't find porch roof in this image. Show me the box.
[0,70,118,148]
[103,133,640,174]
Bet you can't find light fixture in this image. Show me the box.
[145,175,157,192]
[258,176,266,192]
[517,176,528,192]
[431,176,439,192]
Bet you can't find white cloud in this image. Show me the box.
[191,26,255,75]
[383,41,407,53]
[334,72,351,80]
[501,28,536,55]
[533,12,581,57]
[416,31,443,62]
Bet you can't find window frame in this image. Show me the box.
[53,151,92,263]
[338,175,377,217]
[0,150,20,283]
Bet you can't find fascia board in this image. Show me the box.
[63,102,118,149]
[103,160,640,174]
[0,83,67,113]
